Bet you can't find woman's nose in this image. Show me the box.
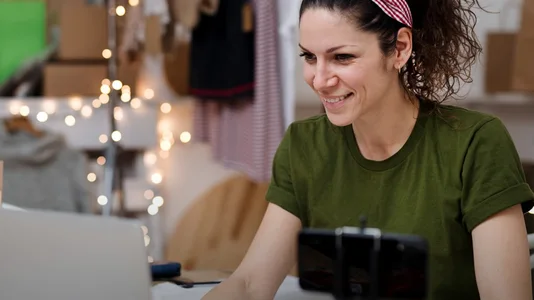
[313,67,338,91]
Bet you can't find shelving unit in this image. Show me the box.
[449,94,534,109]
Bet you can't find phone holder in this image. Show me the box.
[334,216,381,300]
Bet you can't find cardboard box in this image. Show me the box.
[46,0,73,44]
[485,33,517,93]
[511,0,534,92]
[46,0,63,43]
[44,62,138,97]
[58,1,108,60]
[44,63,107,97]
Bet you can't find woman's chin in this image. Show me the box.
[325,111,353,127]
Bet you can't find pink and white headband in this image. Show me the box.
[371,0,413,28]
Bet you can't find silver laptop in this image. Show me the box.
[0,209,153,300]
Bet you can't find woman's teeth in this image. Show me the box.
[323,93,352,103]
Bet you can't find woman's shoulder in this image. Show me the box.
[429,102,503,135]
[426,103,515,157]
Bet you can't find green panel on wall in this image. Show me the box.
[0,1,46,84]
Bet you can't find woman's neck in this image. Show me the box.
[352,91,419,161]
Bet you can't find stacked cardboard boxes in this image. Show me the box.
[44,0,138,97]
[485,0,534,94]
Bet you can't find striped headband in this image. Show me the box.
[371,0,413,28]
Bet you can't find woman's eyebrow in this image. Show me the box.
[298,44,359,53]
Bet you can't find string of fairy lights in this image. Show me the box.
[5,0,191,224]
[0,0,184,261]
[96,0,190,218]
[6,95,190,219]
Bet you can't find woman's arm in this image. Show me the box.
[472,204,532,300]
[202,203,302,300]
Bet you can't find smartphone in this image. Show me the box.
[298,227,428,299]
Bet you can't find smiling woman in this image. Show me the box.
[297,0,482,132]
[201,1,534,300]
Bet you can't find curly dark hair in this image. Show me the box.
[299,0,483,105]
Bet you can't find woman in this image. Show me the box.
[203,0,534,299]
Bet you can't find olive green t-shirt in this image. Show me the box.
[266,102,534,300]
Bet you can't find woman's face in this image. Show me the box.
[299,8,399,126]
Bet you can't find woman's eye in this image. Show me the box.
[299,52,316,62]
[335,54,355,62]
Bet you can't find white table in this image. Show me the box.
[151,276,333,300]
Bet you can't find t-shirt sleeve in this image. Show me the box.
[461,117,534,232]
[265,125,307,225]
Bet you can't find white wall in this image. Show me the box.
[158,99,240,239]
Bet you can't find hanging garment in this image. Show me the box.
[192,0,284,182]
[119,2,144,63]
[172,0,220,30]
[277,0,301,128]
[189,0,255,99]
[0,127,91,213]
[119,0,189,63]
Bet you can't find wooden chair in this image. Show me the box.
[165,174,269,272]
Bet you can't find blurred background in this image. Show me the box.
[0,0,533,275]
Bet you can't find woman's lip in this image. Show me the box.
[322,93,353,110]
[321,93,353,102]
[319,93,352,99]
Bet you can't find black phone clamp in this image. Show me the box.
[333,215,382,300]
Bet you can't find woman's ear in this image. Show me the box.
[394,28,413,71]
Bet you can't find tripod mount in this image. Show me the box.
[333,216,381,300]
